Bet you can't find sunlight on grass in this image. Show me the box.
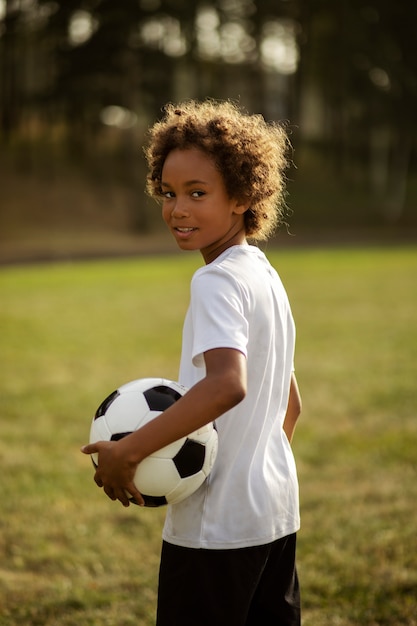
[1,246,417,625]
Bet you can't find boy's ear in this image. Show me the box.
[233,199,251,215]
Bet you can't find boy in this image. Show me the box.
[82,100,302,625]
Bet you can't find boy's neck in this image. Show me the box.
[202,232,248,264]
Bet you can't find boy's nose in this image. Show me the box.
[171,198,189,217]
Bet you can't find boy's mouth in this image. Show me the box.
[174,227,198,238]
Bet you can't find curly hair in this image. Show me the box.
[144,99,291,241]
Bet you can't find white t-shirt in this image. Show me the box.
[162,244,300,550]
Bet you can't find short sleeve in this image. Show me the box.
[189,267,249,367]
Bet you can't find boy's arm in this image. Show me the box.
[283,372,302,443]
[81,348,247,507]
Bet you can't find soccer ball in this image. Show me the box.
[89,378,218,507]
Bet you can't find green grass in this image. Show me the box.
[1,246,416,625]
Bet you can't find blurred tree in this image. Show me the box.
[0,0,415,226]
[363,0,417,220]
[0,0,301,152]
[0,0,26,141]
[40,0,146,152]
[295,0,417,221]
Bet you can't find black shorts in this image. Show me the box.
[156,533,300,626]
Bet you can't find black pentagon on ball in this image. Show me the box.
[110,432,133,441]
[173,439,206,478]
[144,385,182,411]
[94,390,119,419]
[140,494,168,507]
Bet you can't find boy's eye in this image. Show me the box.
[162,190,175,199]
[191,190,205,198]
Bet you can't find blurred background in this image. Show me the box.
[1,0,416,263]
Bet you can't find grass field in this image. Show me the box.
[1,246,416,625]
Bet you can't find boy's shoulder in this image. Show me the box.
[193,245,259,277]
[191,245,274,293]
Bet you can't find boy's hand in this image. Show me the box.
[81,440,145,507]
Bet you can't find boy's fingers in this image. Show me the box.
[94,474,103,488]
[81,441,144,507]
[104,484,118,501]
[81,443,96,455]
[126,484,145,507]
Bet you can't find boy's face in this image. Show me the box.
[161,148,248,264]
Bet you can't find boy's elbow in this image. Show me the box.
[221,375,246,411]
[232,380,247,406]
